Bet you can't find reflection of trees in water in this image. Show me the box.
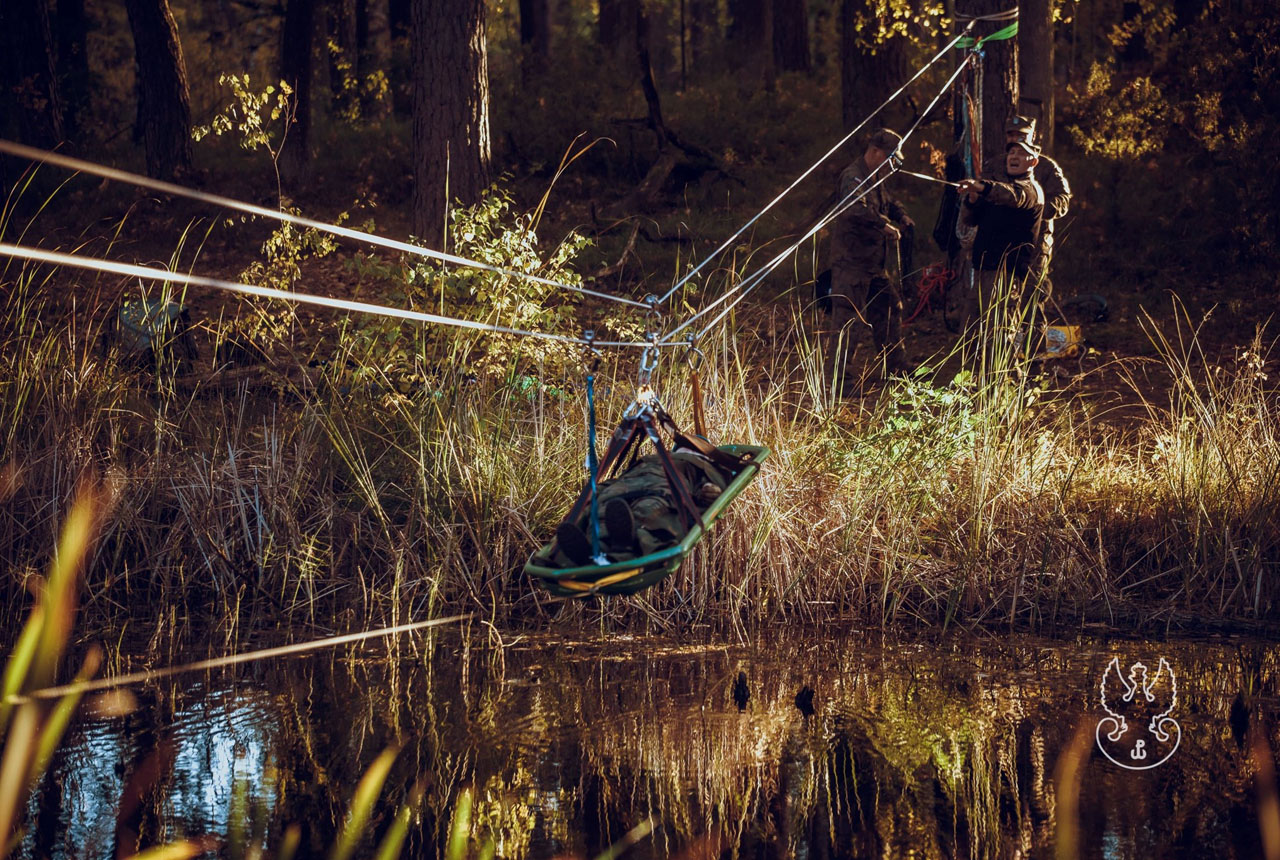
[28,635,1280,859]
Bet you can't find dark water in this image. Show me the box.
[21,629,1280,859]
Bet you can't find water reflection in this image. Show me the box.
[21,632,1280,858]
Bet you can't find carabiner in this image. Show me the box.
[582,329,602,374]
[682,339,705,372]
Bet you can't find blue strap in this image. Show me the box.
[586,369,602,562]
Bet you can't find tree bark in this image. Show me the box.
[960,0,1017,170]
[599,0,639,71]
[362,0,392,117]
[519,0,551,58]
[687,0,716,74]
[327,0,358,110]
[125,0,193,180]
[411,0,491,242]
[773,0,810,73]
[57,0,91,143]
[280,0,316,183]
[0,0,64,148]
[728,0,775,86]
[840,0,908,132]
[1018,0,1053,150]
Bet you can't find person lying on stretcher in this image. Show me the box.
[552,446,731,567]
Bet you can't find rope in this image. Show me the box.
[0,140,650,311]
[690,367,707,438]
[0,243,680,349]
[905,263,955,323]
[585,358,605,564]
[666,50,977,344]
[954,7,1018,22]
[897,169,963,188]
[653,21,978,306]
[665,169,896,344]
[5,613,473,704]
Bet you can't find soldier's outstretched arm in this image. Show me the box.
[978,179,1040,210]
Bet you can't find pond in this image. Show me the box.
[19,628,1280,859]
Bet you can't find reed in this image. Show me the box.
[1,192,1278,638]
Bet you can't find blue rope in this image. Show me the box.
[586,367,602,562]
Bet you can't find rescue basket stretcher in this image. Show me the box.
[524,443,769,596]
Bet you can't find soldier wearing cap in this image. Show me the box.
[958,139,1045,326]
[829,127,913,378]
[999,115,1071,287]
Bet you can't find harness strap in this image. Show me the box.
[561,415,644,528]
[641,413,702,531]
[585,367,603,562]
[690,368,708,439]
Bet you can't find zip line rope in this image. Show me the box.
[955,6,1018,21]
[5,613,475,705]
[0,140,650,311]
[0,243,685,349]
[654,20,977,307]
[0,13,998,357]
[661,168,896,344]
[666,50,977,345]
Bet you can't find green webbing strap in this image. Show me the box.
[956,21,1018,48]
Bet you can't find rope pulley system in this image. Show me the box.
[0,7,1018,597]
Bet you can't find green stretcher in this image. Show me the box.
[525,443,769,597]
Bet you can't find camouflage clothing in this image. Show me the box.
[830,158,910,374]
[983,154,1070,273]
[553,451,730,565]
[1032,154,1070,276]
[961,173,1045,326]
[962,173,1044,275]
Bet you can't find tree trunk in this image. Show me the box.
[362,0,392,118]
[960,0,1017,170]
[328,0,358,112]
[57,0,91,143]
[773,0,810,73]
[687,0,716,74]
[1018,0,1053,151]
[599,0,639,72]
[280,0,316,184]
[125,0,193,180]
[0,0,64,148]
[411,0,491,242]
[840,0,908,132]
[519,0,551,58]
[728,0,775,86]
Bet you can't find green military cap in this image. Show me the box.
[869,128,902,151]
[1006,115,1036,136]
[1007,138,1041,157]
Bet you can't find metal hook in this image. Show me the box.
[638,332,659,387]
[682,339,705,371]
[582,329,601,373]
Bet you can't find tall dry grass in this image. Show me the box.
[2,203,1278,637]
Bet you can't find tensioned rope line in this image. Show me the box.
[660,168,896,344]
[0,243,686,349]
[897,168,963,188]
[654,20,978,307]
[0,140,650,311]
[664,49,978,344]
[955,6,1018,21]
[5,613,474,705]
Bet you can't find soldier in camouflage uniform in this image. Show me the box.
[829,128,914,379]
[998,115,1071,292]
[959,139,1045,331]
